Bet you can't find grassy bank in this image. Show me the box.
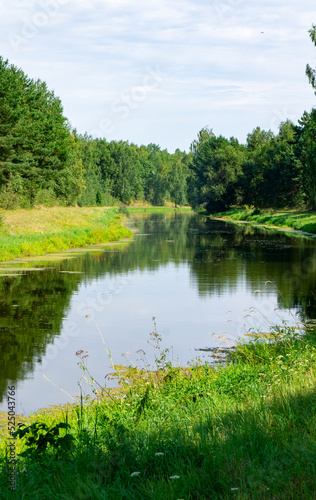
[0,207,133,262]
[1,323,316,499]
[128,206,193,213]
[213,207,316,235]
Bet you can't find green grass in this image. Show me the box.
[0,207,132,262]
[1,322,316,498]
[214,207,316,235]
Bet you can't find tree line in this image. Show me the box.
[0,54,190,209]
[74,135,190,208]
[0,26,315,212]
[189,114,316,212]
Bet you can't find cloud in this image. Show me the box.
[0,0,316,151]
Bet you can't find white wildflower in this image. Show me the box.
[155,452,164,456]
[169,475,180,479]
[130,471,141,477]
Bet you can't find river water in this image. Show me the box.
[1,212,316,415]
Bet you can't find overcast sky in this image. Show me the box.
[1,0,316,152]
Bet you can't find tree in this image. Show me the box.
[168,150,188,206]
[246,126,274,151]
[297,110,316,208]
[0,57,85,206]
[306,25,316,93]
[241,122,301,208]
[189,128,245,212]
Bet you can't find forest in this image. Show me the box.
[0,26,315,213]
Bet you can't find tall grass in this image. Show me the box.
[1,321,316,499]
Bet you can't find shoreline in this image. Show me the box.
[211,215,316,238]
[0,205,192,264]
[212,207,316,237]
[1,323,316,498]
[0,206,132,263]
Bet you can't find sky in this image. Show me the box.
[1,0,316,152]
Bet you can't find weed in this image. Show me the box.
[117,204,130,216]
[13,421,75,458]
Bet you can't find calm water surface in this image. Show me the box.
[1,212,316,415]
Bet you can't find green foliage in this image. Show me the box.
[117,204,130,216]
[96,190,102,206]
[0,185,30,209]
[238,122,303,208]
[297,110,316,208]
[189,127,246,212]
[74,135,190,207]
[0,57,85,207]
[13,421,75,457]
[34,188,61,207]
[246,126,274,151]
[306,24,316,94]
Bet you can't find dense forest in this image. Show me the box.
[0,26,315,212]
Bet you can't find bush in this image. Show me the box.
[0,186,30,209]
[34,189,61,207]
[251,207,262,216]
[96,191,102,206]
[117,204,130,216]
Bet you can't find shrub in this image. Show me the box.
[251,207,262,216]
[34,189,61,207]
[0,186,30,209]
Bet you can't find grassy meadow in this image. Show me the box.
[0,207,133,262]
[213,207,316,235]
[1,322,316,499]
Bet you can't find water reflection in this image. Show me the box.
[0,212,315,413]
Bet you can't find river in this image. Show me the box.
[1,211,315,415]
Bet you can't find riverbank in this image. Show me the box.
[0,207,133,262]
[213,207,316,236]
[1,322,316,498]
[128,205,193,213]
